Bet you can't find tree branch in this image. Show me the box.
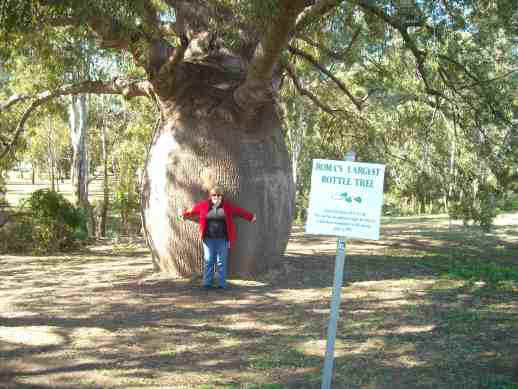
[41,1,181,79]
[295,27,361,63]
[1,79,152,115]
[0,79,153,161]
[140,0,162,27]
[43,11,135,51]
[234,0,307,110]
[295,0,344,32]
[356,0,445,99]
[285,64,339,116]
[288,45,363,111]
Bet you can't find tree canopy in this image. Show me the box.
[1,2,515,124]
[1,1,517,223]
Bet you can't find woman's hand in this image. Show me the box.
[251,214,257,224]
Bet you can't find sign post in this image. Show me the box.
[304,153,385,389]
[321,235,348,389]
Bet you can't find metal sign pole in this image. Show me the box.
[321,238,346,389]
[321,151,356,389]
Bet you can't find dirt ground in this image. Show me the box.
[1,213,517,388]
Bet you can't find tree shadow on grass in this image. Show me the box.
[3,261,517,388]
[1,216,517,388]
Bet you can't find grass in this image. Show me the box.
[0,212,517,388]
[444,261,518,285]
[249,347,321,370]
[3,177,107,207]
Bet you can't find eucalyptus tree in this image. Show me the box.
[1,1,516,276]
[0,70,18,187]
[66,37,110,212]
[288,1,517,224]
[110,97,155,236]
[69,93,89,203]
[26,107,70,191]
[89,94,126,237]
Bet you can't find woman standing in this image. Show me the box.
[180,186,256,289]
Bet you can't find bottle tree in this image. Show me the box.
[0,1,515,277]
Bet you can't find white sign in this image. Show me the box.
[305,159,385,240]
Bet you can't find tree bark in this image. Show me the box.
[141,66,295,278]
[69,94,95,236]
[69,94,89,206]
[46,116,56,191]
[100,120,109,237]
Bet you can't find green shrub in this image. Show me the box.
[294,190,309,223]
[112,190,140,235]
[0,214,32,254]
[501,192,518,211]
[19,189,87,253]
[382,201,402,217]
[449,190,498,232]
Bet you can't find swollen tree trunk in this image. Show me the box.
[141,67,295,278]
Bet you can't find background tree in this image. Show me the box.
[284,1,517,228]
[69,93,89,204]
[88,93,155,238]
[26,107,70,191]
[1,1,516,276]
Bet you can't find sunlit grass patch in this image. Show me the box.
[248,347,320,370]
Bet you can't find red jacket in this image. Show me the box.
[182,199,254,247]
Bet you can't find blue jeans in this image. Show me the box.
[202,239,229,288]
